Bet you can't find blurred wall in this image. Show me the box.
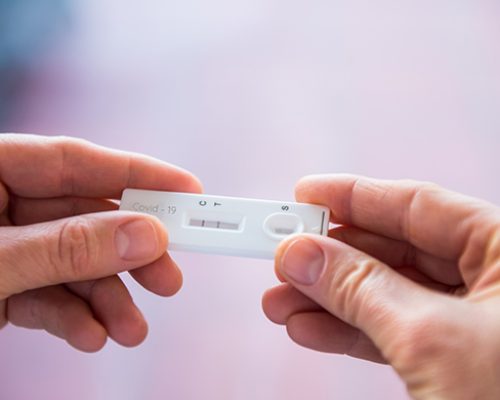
[0,0,69,122]
[1,1,500,399]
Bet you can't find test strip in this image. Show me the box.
[119,189,330,259]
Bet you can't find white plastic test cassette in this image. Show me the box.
[119,189,330,259]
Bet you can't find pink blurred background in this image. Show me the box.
[1,1,500,399]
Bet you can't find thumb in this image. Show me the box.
[0,211,167,299]
[275,234,450,356]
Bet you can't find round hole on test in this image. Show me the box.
[263,213,304,240]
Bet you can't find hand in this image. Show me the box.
[0,134,202,352]
[263,174,500,399]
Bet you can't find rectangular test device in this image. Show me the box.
[119,189,330,259]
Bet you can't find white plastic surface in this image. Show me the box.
[119,189,330,259]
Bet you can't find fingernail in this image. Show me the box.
[280,239,325,286]
[115,219,160,261]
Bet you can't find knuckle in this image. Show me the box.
[53,136,94,196]
[0,238,28,299]
[400,179,441,192]
[326,256,386,326]
[399,181,441,241]
[52,135,92,149]
[53,217,97,279]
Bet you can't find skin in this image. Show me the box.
[0,134,202,352]
[263,174,500,399]
[2,134,499,397]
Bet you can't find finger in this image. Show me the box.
[7,285,107,352]
[0,211,167,298]
[274,232,454,292]
[262,284,385,362]
[330,226,462,286]
[9,197,184,296]
[9,196,118,225]
[295,175,500,283]
[275,234,456,354]
[0,134,203,199]
[264,278,452,347]
[262,283,321,325]
[66,276,148,347]
[129,252,183,297]
[286,312,386,363]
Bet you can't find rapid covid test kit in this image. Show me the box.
[120,189,330,259]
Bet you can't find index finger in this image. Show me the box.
[295,174,499,263]
[0,134,202,198]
